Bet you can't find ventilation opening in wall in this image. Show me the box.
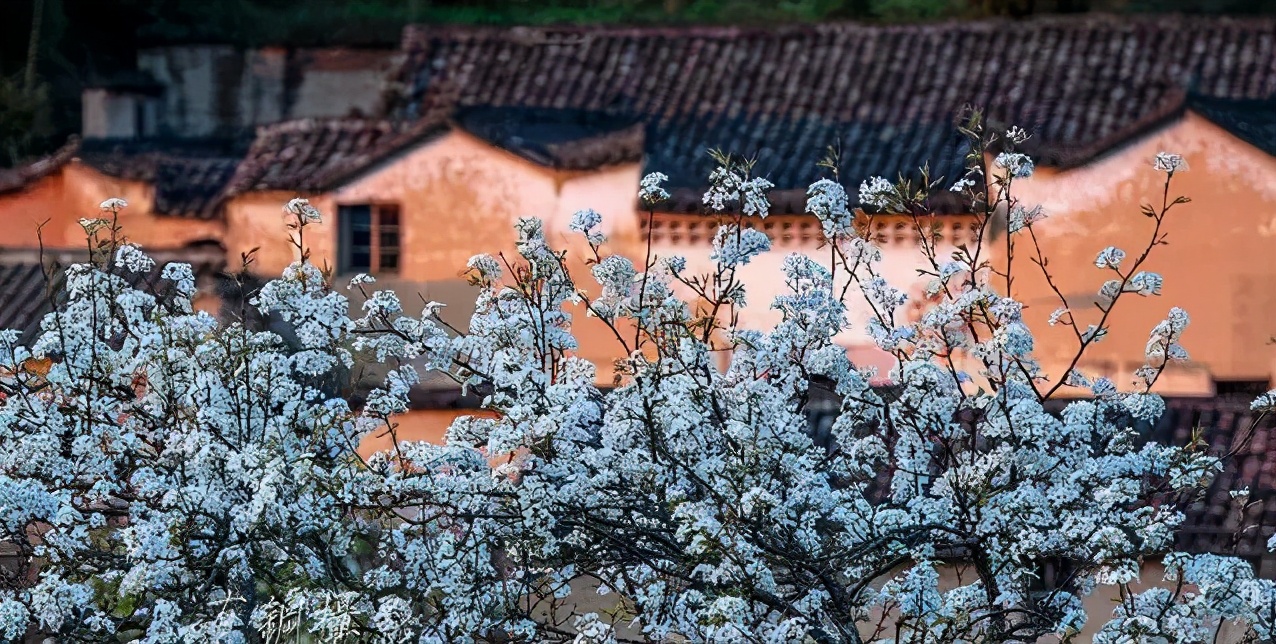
[1214,379,1270,398]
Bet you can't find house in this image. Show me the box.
[1006,95,1276,396]
[2,14,1274,411]
[2,15,1275,394]
[382,15,1276,391]
[0,137,238,251]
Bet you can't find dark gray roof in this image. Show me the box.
[1189,94,1276,157]
[0,247,228,343]
[391,15,1276,208]
[77,138,247,219]
[455,106,644,170]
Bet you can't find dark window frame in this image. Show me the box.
[338,203,401,275]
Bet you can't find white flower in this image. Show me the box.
[1154,152,1188,174]
[423,301,446,317]
[570,209,606,245]
[703,167,744,212]
[638,172,670,205]
[347,273,376,290]
[467,254,502,280]
[806,179,852,240]
[592,255,636,300]
[858,176,895,211]
[114,243,155,273]
[99,197,128,211]
[1007,204,1045,233]
[161,262,196,297]
[1128,271,1163,296]
[2,163,1263,643]
[995,152,1034,179]
[1005,126,1031,144]
[1252,390,1276,412]
[950,177,976,193]
[1166,343,1189,362]
[1094,246,1126,270]
[663,256,686,275]
[1083,324,1109,343]
[284,197,322,222]
[740,177,774,218]
[569,208,602,234]
[711,225,770,267]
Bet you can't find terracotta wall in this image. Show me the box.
[221,189,327,273]
[0,163,223,250]
[222,131,647,385]
[356,408,499,460]
[998,114,1276,393]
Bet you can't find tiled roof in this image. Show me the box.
[648,116,970,213]
[0,138,80,195]
[1188,93,1276,157]
[455,106,644,170]
[222,112,450,196]
[393,15,1276,204]
[76,139,246,219]
[1149,397,1276,558]
[0,246,227,344]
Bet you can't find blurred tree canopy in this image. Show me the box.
[0,0,1272,167]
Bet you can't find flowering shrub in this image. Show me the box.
[1,116,1274,643]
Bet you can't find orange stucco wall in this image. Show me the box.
[997,113,1276,394]
[357,408,501,460]
[648,212,980,378]
[0,163,223,250]
[223,131,645,385]
[222,189,327,273]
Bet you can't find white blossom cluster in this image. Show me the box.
[0,120,1271,643]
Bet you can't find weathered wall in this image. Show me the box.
[0,164,223,250]
[290,49,398,119]
[136,46,396,139]
[334,131,559,281]
[649,213,977,377]
[998,113,1276,393]
[139,46,240,139]
[223,131,648,384]
[82,89,143,139]
[222,189,325,273]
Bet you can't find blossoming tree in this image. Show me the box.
[1,114,1274,643]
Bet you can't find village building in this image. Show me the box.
[1009,95,1276,397]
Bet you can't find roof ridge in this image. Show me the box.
[252,117,402,137]
[400,13,1276,47]
[0,136,81,196]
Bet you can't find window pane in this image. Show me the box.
[341,205,372,227]
[350,251,371,270]
[339,205,374,274]
[380,228,399,249]
[378,205,400,227]
[380,252,399,270]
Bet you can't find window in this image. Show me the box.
[339,204,400,274]
[1215,380,1269,398]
